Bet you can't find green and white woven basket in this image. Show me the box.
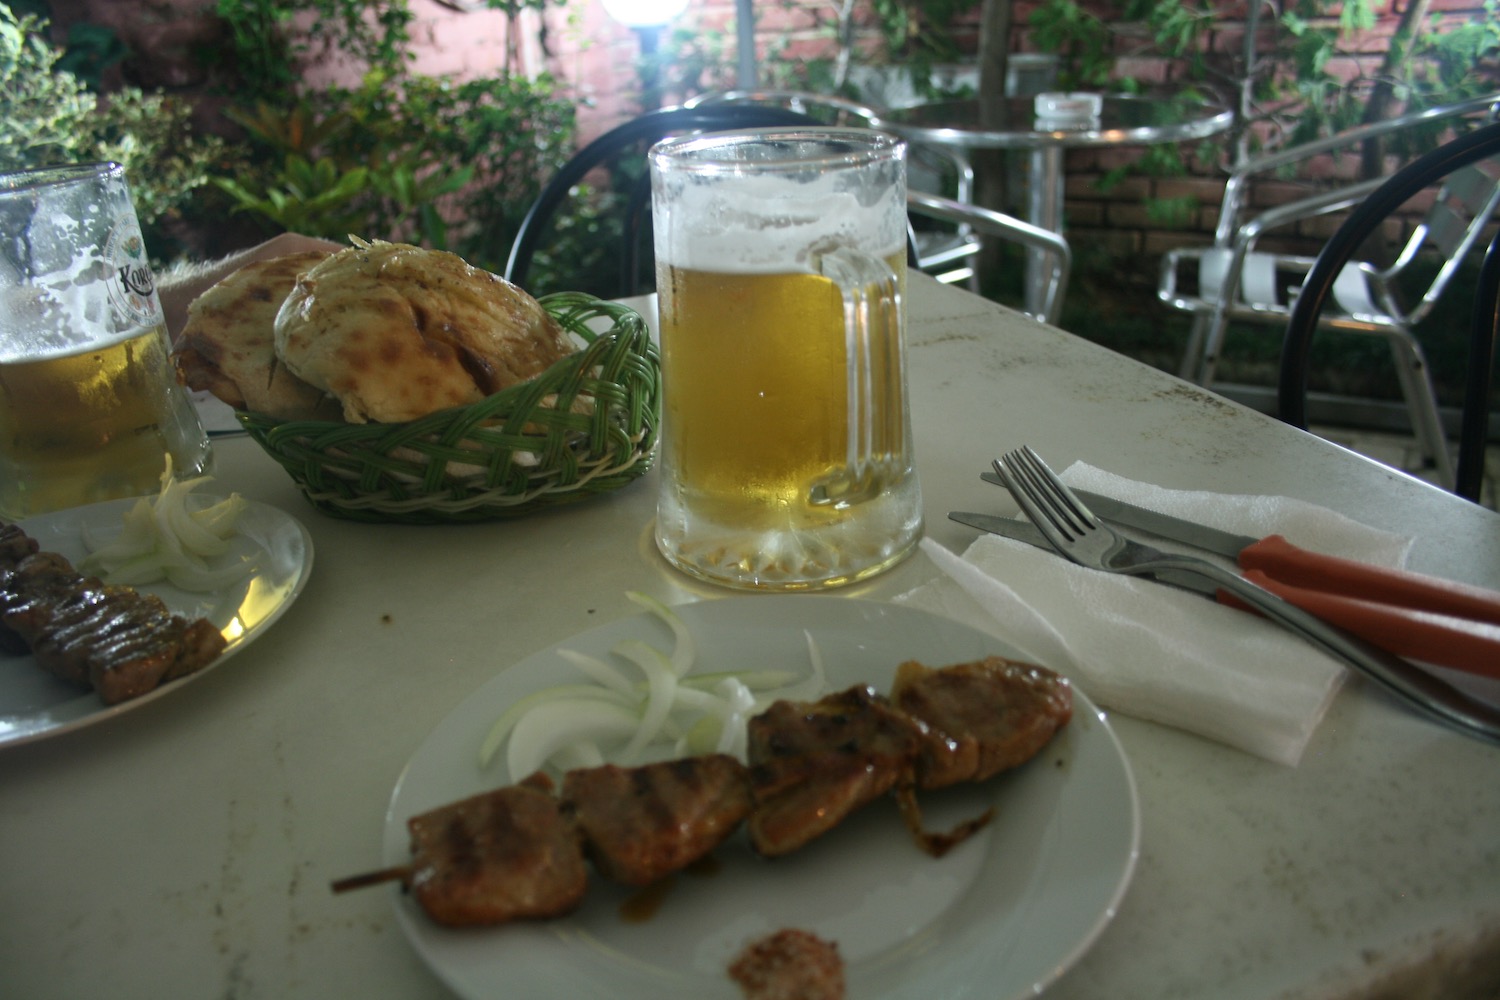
[238,293,660,524]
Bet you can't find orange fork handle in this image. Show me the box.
[1239,535,1500,626]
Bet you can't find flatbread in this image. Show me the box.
[174,251,341,421]
[273,241,575,424]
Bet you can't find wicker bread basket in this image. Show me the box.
[237,293,659,523]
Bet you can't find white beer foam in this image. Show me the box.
[654,172,906,274]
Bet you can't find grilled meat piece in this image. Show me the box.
[0,524,40,654]
[406,773,588,927]
[748,684,926,762]
[0,536,227,704]
[890,656,1072,790]
[746,685,925,857]
[562,755,752,886]
[0,522,38,566]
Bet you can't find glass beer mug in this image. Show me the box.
[0,162,210,520]
[649,128,923,590]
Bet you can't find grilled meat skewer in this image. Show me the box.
[334,656,1073,928]
[1,522,227,704]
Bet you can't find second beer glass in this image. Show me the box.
[0,162,211,520]
[649,128,922,590]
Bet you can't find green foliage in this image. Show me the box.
[868,0,975,77]
[212,0,415,103]
[1028,0,1114,88]
[192,0,580,274]
[1,5,95,170]
[216,70,575,274]
[214,154,374,238]
[1,4,226,258]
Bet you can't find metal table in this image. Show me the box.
[878,95,1233,317]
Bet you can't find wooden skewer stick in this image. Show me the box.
[330,865,411,894]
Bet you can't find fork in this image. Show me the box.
[993,446,1500,746]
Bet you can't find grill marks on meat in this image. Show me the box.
[563,754,752,886]
[407,774,589,927]
[747,685,924,857]
[891,656,1073,790]
[335,656,1073,929]
[0,521,227,704]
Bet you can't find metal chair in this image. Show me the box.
[1159,92,1500,488]
[1280,121,1500,503]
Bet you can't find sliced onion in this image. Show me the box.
[506,699,643,781]
[613,638,679,762]
[79,456,254,592]
[555,648,633,695]
[478,594,831,778]
[477,683,633,769]
[627,590,696,678]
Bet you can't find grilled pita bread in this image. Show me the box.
[273,240,575,424]
[174,250,341,421]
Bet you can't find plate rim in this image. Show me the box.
[382,594,1141,1000]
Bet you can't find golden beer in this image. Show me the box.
[653,254,920,589]
[0,323,211,519]
[658,256,909,520]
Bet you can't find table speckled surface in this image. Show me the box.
[1,274,1495,999]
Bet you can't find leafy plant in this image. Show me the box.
[212,65,576,274]
[0,5,95,171]
[1,4,226,259]
[212,0,415,104]
[190,0,580,274]
[215,154,374,238]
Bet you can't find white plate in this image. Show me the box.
[385,596,1139,1000]
[1,496,314,747]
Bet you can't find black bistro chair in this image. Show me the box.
[1280,121,1500,504]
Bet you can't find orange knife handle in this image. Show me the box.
[1218,570,1500,679]
[1239,535,1500,626]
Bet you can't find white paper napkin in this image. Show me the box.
[897,463,1415,766]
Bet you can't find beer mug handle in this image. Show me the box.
[809,246,905,508]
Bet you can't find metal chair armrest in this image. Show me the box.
[1229,93,1500,182]
[1232,176,1389,248]
[908,190,1070,324]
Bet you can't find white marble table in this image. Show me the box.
[2,274,1497,999]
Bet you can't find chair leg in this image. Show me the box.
[1385,330,1456,488]
[1178,313,1211,381]
[1194,311,1232,387]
